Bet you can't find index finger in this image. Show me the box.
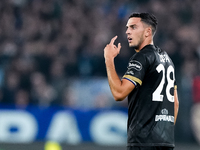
[109,36,118,45]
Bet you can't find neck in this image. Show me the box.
[135,37,154,52]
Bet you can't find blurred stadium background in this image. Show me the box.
[0,0,200,150]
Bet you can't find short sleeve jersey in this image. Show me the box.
[123,45,176,147]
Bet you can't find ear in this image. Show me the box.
[145,27,152,37]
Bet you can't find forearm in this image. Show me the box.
[174,104,179,124]
[174,89,179,124]
[105,58,125,101]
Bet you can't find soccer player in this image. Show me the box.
[104,12,179,150]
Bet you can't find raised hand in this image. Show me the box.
[104,36,121,61]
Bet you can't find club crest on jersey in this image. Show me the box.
[128,60,142,71]
[161,108,168,115]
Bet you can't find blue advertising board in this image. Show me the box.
[0,105,128,145]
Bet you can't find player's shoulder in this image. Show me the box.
[130,45,168,63]
[137,44,156,57]
[141,45,172,61]
[138,44,158,61]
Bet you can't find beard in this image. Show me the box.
[129,35,144,51]
[130,45,139,50]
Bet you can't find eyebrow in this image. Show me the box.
[126,24,137,28]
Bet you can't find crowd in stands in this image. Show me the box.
[0,0,200,110]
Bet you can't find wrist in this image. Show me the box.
[105,57,114,64]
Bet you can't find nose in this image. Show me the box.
[126,28,130,35]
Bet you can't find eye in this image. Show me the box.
[126,25,137,31]
[130,25,136,29]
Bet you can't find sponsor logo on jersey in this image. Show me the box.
[155,108,174,123]
[126,70,134,75]
[155,115,174,123]
[128,60,142,71]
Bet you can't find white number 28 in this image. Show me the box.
[152,64,175,102]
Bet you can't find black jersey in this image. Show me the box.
[123,45,176,147]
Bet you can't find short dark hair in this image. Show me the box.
[129,12,158,35]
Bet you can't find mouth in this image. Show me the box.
[127,37,132,43]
